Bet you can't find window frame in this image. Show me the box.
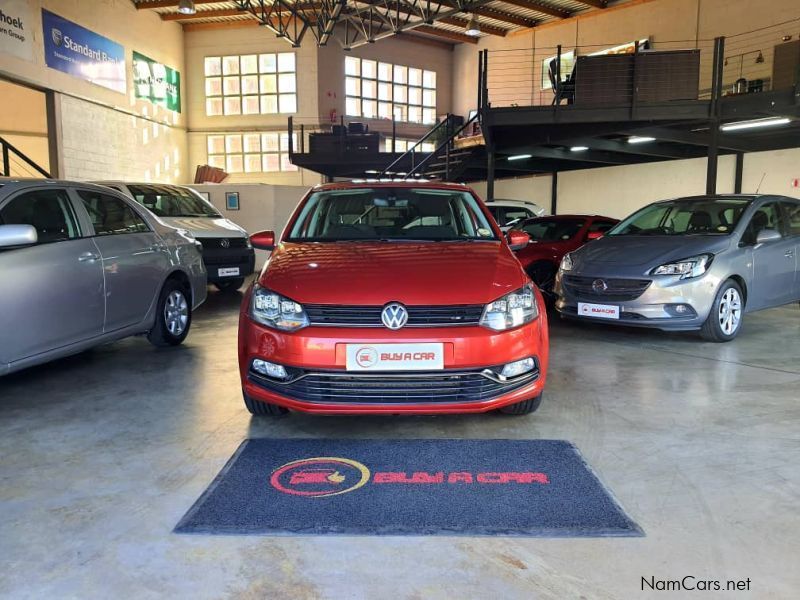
[0,187,83,246]
[75,189,153,237]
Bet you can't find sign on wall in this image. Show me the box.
[41,9,126,94]
[133,51,181,113]
[0,0,33,61]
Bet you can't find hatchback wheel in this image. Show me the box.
[499,393,543,415]
[700,280,744,342]
[243,391,289,416]
[148,280,192,347]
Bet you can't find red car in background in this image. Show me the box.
[512,215,619,299]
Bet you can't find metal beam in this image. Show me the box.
[439,16,507,36]
[415,24,479,44]
[571,0,608,8]
[161,8,246,20]
[496,0,570,19]
[434,2,537,28]
[135,0,222,9]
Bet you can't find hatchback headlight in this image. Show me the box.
[250,285,309,331]
[560,252,574,272]
[651,254,713,280]
[480,283,538,331]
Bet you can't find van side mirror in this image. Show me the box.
[586,231,604,241]
[250,230,275,251]
[507,229,530,251]
[0,224,37,248]
[755,229,782,245]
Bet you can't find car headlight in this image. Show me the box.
[250,285,309,331]
[245,237,253,249]
[651,254,713,280]
[560,252,574,272]
[480,283,539,331]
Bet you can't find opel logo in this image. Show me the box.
[381,302,408,330]
[52,28,63,47]
[220,238,230,248]
[592,279,608,293]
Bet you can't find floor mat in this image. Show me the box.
[174,438,643,537]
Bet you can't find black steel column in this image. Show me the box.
[734,152,744,193]
[706,37,725,195]
[486,142,496,201]
[550,172,558,215]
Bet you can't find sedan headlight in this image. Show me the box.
[560,252,574,272]
[651,254,713,280]
[480,283,539,331]
[250,285,309,331]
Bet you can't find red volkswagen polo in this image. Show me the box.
[238,182,549,416]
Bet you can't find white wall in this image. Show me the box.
[0,79,49,174]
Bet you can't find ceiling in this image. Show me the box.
[132,0,630,48]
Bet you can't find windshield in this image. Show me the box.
[608,198,752,236]
[286,188,499,242]
[520,218,585,241]
[127,185,221,218]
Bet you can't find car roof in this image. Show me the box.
[309,180,470,193]
[485,199,540,206]
[0,178,131,194]
[523,214,617,221]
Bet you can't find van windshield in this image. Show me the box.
[286,188,498,242]
[608,198,752,236]
[127,185,221,218]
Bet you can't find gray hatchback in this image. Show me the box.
[0,180,207,375]
[555,194,800,341]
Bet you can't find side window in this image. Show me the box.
[502,208,532,228]
[0,189,81,244]
[489,207,504,226]
[781,202,800,236]
[588,220,617,234]
[77,190,150,236]
[741,202,782,246]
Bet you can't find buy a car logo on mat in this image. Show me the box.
[270,456,550,498]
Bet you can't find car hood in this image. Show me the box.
[572,235,732,271]
[260,241,526,305]
[158,216,247,238]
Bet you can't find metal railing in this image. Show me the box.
[0,137,51,178]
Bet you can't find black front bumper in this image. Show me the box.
[198,238,255,282]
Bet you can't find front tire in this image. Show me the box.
[148,279,192,347]
[214,277,245,292]
[499,393,543,416]
[700,280,744,342]
[243,392,289,416]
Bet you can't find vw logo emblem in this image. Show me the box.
[220,238,230,248]
[592,279,608,293]
[381,302,408,330]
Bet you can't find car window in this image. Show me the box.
[0,189,81,244]
[740,202,783,246]
[609,198,752,236]
[588,220,617,234]
[522,218,585,241]
[781,202,800,236]
[77,190,150,236]
[127,184,221,218]
[501,207,533,228]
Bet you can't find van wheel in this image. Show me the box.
[499,394,543,415]
[243,392,289,416]
[148,280,191,347]
[215,277,245,292]
[700,280,744,342]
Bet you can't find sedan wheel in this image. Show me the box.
[165,290,189,336]
[718,287,742,336]
[148,279,192,347]
[700,280,744,342]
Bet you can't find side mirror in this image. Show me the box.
[507,229,530,251]
[586,231,604,241]
[755,229,782,245]
[250,230,276,251]
[0,224,37,248]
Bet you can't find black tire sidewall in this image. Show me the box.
[153,280,191,345]
[704,280,743,341]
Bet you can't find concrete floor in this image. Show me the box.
[1,284,799,600]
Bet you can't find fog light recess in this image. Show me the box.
[252,359,289,380]
[500,357,536,379]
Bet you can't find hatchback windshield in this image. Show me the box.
[520,218,585,241]
[127,185,221,218]
[286,188,498,242]
[608,198,752,236]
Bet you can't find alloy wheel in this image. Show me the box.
[165,290,189,336]
[718,287,742,336]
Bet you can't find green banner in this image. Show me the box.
[133,51,181,113]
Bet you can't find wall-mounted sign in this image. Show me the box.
[41,9,126,94]
[133,51,181,113]
[0,0,33,61]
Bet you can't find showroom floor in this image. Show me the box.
[1,284,798,599]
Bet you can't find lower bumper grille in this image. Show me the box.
[248,367,539,405]
[561,275,651,302]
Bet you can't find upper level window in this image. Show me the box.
[345,57,436,125]
[204,53,297,116]
[207,133,298,174]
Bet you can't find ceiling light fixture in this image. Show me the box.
[465,14,481,37]
[720,117,791,132]
[177,0,196,15]
[628,136,656,144]
[570,146,589,152]
[507,154,532,161]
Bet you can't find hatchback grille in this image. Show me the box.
[562,275,651,302]
[249,368,538,404]
[198,237,249,250]
[304,304,485,327]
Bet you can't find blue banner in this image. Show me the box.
[41,9,126,94]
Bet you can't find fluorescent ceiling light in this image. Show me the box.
[508,154,532,161]
[465,14,481,37]
[177,0,196,15]
[720,117,791,132]
[570,146,589,152]
[628,136,656,144]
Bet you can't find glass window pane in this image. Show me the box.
[278,73,296,93]
[408,106,422,123]
[362,100,377,119]
[279,133,296,152]
[423,70,436,88]
[263,154,280,172]
[423,89,436,107]
[393,85,407,103]
[207,135,225,154]
[262,133,280,152]
[393,65,407,84]
[204,57,221,76]
[377,102,392,119]
[241,75,259,95]
[260,95,278,113]
[362,80,376,98]
[362,59,377,79]
[423,108,436,124]
[223,76,240,96]
[408,87,422,105]
[277,52,295,72]
[260,74,277,94]
[226,154,243,173]
[208,154,225,169]
[345,77,361,96]
[259,53,277,73]
[393,105,406,121]
[378,82,391,101]
[241,54,258,74]
[378,62,391,81]
[222,56,240,75]
[242,95,260,115]
[281,154,297,172]
[225,135,242,153]
[206,97,223,116]
[409,68,422,86]
[223,96,241,115]
[244,154,262,173]
[279,94,297,114]
[205,77,222,96]
[243,134,261,153]
[345,96,360,117]
[345,56,360,76]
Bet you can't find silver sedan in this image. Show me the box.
[555,194,800,341]
[0,180,207,375]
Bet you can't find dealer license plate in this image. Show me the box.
[578,302,620,320]
[346,343,444,372]
[218,267,240,277]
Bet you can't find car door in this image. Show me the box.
[780,200,800,298]
[0,187,105,364]
[73,188,169,332]
[740,201,796,310]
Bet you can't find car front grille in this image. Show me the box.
[304,304,485,327]
[249,367,539,405]
[561,275,651,302]
[198,237,249,250]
